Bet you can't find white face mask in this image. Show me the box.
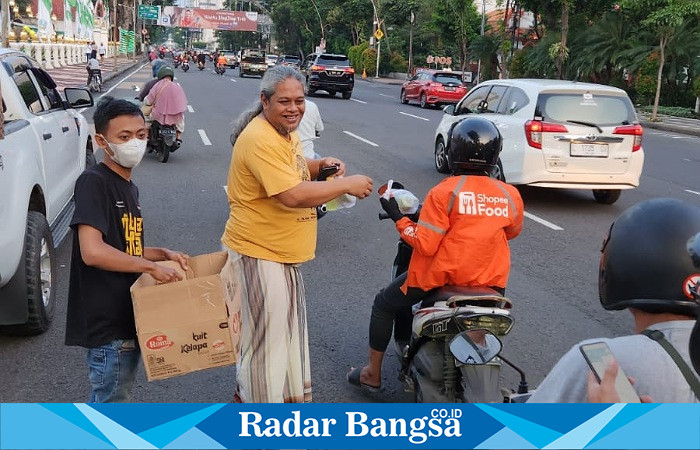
[103,137,147,168]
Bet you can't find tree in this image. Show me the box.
[620,0,700,120]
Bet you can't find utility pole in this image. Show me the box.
[408,10,414,77]
[1,1,9,48]
[476,0,485,83]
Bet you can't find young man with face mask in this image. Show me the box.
[65,97,189,403]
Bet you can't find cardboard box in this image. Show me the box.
[131,251,241,381]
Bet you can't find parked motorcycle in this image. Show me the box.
[182,60,190,72]
[379,182,530,403]
[148,120,179,163]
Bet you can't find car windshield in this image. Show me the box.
[536,93,637,127]
[434,74,463,85]
[283,57,300,63]
[317,55,350,66]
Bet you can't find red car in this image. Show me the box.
[401,71,468,108]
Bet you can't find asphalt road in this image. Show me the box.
[1,61,699,404]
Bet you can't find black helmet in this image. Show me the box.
[447,117,502,175]
[599,198,700,316]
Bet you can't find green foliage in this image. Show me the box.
[362,48,377,77]
[639,105,697,117]
[693,78,700,98]
[348,42,369,72]
[389,52,408,73]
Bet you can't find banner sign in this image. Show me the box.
[158,7,258,31]
[1,403,699,449]
[118,28,135,54]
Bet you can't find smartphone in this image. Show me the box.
[579,342,641,403]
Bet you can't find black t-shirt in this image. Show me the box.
[65,163,145,348]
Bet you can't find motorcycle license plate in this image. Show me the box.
[161,129,176,136]
[570,143,608,157]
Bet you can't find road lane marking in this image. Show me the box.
[685,190,700,196]
[78,62,150,112]
[524,211,563,231]
[343,131,378,147]
[351,98,367,104]
[399,111,430,122]
[187,105,194,113]
[230,78,237,82]
[198,129,212,146]
[379,93,393,98]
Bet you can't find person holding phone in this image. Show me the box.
[529,198,700,403]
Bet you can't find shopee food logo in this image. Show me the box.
[146,335,174,350]
[459,192,510,217]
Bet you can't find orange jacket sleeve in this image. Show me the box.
[503,184,524,240]
[395,188,449,257]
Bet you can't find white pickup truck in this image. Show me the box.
[0,48,94,335]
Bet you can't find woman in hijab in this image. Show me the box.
[145,65,188,145]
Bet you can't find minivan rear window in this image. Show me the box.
[317,55,350,66]
[536,93,636,126]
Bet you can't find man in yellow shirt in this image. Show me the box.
[222,65,373,403]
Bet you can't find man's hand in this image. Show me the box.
[164,249,189,272]
[587,360,652,403]
[380,196,404,222]
[320,157,346,176]
[344,174,373,199]
[148,263,183,284]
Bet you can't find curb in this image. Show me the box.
[357,77,405,86]
[101,59,147,84]
[640,120,700,138]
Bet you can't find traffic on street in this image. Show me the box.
[1,53,700,404]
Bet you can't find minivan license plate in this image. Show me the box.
[570,143,608,157]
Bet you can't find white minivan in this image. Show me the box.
[433,79,644,204]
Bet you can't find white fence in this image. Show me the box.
[7,42,119,69]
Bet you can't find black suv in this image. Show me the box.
[301,53,354,99]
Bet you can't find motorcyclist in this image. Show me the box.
[144,66,188,146]
[347,117,524,391]
[530,198,700,403]
[216,53,227,72]
[197,51,207,68]
[86,56,101,88]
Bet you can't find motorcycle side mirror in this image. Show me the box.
[449,329,502,365]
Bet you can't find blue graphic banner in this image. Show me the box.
[1,403,699,449]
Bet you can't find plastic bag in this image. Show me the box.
[391,189,420,215]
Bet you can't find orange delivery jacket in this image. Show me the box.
[396,174,524,293]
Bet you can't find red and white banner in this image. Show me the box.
[159,7,258,31]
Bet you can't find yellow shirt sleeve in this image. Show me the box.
[239,127,304,197]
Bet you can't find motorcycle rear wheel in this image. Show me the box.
[155,143,170,163]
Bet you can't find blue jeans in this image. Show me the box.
[86,339,140,403]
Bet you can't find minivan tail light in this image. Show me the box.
[524,120,568,149]
[613,124,643,152]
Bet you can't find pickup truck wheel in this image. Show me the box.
[2,212,56,335]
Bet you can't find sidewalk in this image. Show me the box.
[637,111,700,138]
[46,56,145,92]
[357,75,406,86]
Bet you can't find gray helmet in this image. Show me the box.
[599,198,700,316]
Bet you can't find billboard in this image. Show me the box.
[158,7,258,31]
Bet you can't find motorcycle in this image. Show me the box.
[148,120,179,163]
[197,60,205,71]
[379,182,530,403]
[88,69,102,93]
[215,64,226,76]
[182,60,190,72]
